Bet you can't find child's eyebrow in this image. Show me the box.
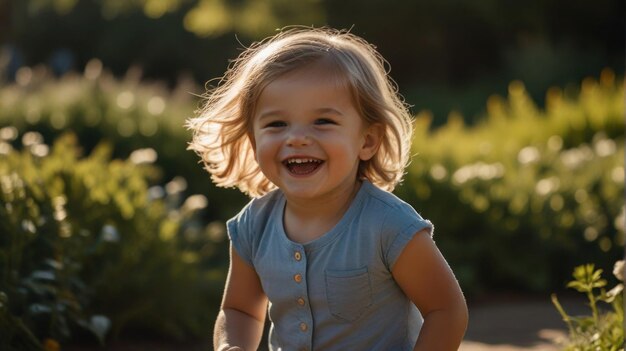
[314,107,344,116]
[257,110,285,120]
[257,108,344,120]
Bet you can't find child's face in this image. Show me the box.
[251,64,379,201]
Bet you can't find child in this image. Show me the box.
[188,27,468,351]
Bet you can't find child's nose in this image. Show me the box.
[285,127,311,147]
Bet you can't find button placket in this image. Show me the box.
[294,249,307,325]
[292,245,311,350]
[292,246,305,285]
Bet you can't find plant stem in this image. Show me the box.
[551,294,575,335]
[586,290,599,324]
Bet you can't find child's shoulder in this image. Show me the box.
[233,188,283,223]
[226,189,283,256]
[247,188,283,212]
[361,181,431,233]
[362,181,417,214]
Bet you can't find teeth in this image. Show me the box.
[286,158,320,164]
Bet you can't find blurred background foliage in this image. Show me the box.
[2,0,623,123]
[0,0,624,349]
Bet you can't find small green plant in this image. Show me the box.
[551,261,624,351]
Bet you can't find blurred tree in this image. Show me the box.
[12,0,325,37]
[2,0,623,123]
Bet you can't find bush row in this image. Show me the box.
[0,132,225,350]
[0,63,249,223]
[0,66,623,297]
[398,69,624,293]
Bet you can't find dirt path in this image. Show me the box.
[460,295,587,350]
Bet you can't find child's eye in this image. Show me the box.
[264,121,287,128]
[314,118,337,125]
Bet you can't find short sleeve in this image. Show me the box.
[382,203,434,271]
[226,203,255,267]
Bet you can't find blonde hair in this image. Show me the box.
[187,27,414,198]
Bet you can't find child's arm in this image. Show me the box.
[214,244,268,351]
[392,229,468,351]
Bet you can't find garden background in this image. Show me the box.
[0,0,624,350]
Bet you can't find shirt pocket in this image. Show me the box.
[325,266,372,322]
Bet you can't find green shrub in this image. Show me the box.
[0,66,248,224]
[399,69,624,294]
[0,132,225,350]
[551,261,624,350]
[1,67,623,297]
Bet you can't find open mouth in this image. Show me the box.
[283,158,324,176]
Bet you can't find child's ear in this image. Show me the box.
[359,123,383,161]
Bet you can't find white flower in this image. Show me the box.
[613,260,624,281]
[182,194,208,212]
[101,225,120,243]
[165,176,187,194]
[129,148,158,164]
[518,146,540,164]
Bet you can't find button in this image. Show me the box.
[297,297,305,306]
[294,251,302,261]
[294,273,302,283]
[299,322,308,331]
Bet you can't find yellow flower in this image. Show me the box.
[43,338,60,351]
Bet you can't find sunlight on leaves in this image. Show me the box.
[184,0,232,37]
[142,0,183,18]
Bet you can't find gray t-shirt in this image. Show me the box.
[227,180,434,351]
